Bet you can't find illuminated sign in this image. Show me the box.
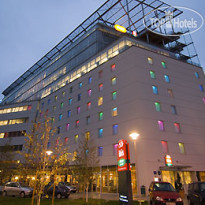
[165,155,173,167]
[132,31,138,37]
[114,24,127,33]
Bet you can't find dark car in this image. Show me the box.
[58,182,77,193]
[44,182,70,199]
[149,181,183,205]
[187,182,205,205]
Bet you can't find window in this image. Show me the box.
[57,126,61,134]
[98,128,103,138]
[112,107,118,117]
[148,57,153,64]
[88,77,92,84]
[87,89,92,97]
[199,85,204,92]
[152,86,158,95]
[86,116,91,125]
[158,120,164,131]
[52,106,56,112]
[155,102,161,112]
[161,61,166,68]
[111,64,116,72]
[168,89,174,97]
[174,122,181,133]
[161,141,168,153]
[70,87,73,93]
[98,97,103,106]
[60,102,64,109]
[48,99,51,105]
[112,124,118,135]
[99,83,103,92]
[112,91,117,100]
[76,120,80,128]
[87,102,91,110]
[164,75,170,83]
[62,91,65,97]
[195,72,200,79]
[47,142,51,149]
[98,112,103,121]
[51,117,55,123]
[64,137,68,143]
[203,97,205,104]
[99,70,103,78]
[171,105,177,114]
[78,94,81,101]
[74,135,78,143]
[85,131,90,140]
[55,95,58,101]
[77,106,80,114]
[111,77,116,85]
[59,114,63,121]
[41,102,44,108]
[113,144,118,155]
[79,82,83,89]
[178,142,185,154]
[66,123,70,131]
[98,146,103,156]
[68,98,72,105]
[150,71,156,79]
[67,110,71,118]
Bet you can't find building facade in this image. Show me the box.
[0,0,205,194]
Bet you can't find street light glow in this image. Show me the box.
[46,150,53,156]
[129,132,140,141]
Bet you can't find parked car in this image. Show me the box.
[58,182,77,193]
[2,182,33,197]
[149,181,183,205]
[44,182,70,199]
[187,182,205,205]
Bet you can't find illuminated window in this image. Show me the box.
[174,122,181,133]
[74,135,78,143]
[68,98,72,105]
[199,85,204,92]
[73,151,77,161]
[98,112,103,121]
[66,123,70,131]
[59,114,63,121]
[88,77,92,84]
[60,102,64,109]
[161,141,168,153]
[164,75,170,83]
[53,106,56,111]
[76,120,80,128]
[155,102,161,112]
[168,89,174,97]
[77,106,80,114]
[79,82,83,89]
[87,89,92,97]
[0,133,5,138]
[152,86,158,95]
[113,144,118,155]
[161,61,166,68]
[98,146,103,156]
[51,117,55,123]
[112,124,118,135]
[99,83,103,92]
[148,57,153,64]
[195,72,200,79]
[112,107,118,117]
[86,116,91,125]
[64,137,68,143]
[111,77,116,85]
[150,71,156,79]
[98,128,103,138]
[55,96,58,101]
[112,91,117,100]
[78,94,81,101]
[158,120,164,131]
[62,91,65,97]
[99,70,103,78]
[87,102,91,110]
[111,64,116,72]
[98,97,103,106]
[203,97,205,104]
[178,142,185,154]
[67,110,71,118]
[85,131,90,140]
[171,105,177,115]
[27,105,32,110]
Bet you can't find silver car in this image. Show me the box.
[2,182,33,197]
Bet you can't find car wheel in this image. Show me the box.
[56,193,61,199]
[2,191,7,197]
[20,192,25,198]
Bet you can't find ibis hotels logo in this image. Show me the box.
[143,6,204,36]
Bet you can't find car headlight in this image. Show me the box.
[176,197,183,202]
[156,196,163,201]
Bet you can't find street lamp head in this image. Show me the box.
[129,132,140,141]
[46,150,53,156]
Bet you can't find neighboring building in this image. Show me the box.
[0,0,205,194]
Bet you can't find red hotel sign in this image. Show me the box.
[117,139,131,172]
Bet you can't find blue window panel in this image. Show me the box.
[171,105,177,114]
[195,72,200,79]
[152,86,158,94]
[59,114,63,121]
[68,98,72,105]
[98,146,103,156]
[79,82,83,88]
[48,99,51,105]
[98,128,103,138]
[164,75,170,83]
[88,77,92,84]
[199,85,204,92]
[47,142,51,149]
[67,110,71,118]
[112,124,118,135]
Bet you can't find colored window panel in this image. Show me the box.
[148,57,153,64]
[174,122,181,133]
[161,61,166,68]
[87,102,91,110]
[161,141,168,153]
[178,142,185,154]
[111,77,116,85]
[152,86,158,94]
[164,75,170,83]
[55,96,58,101]
[112,91,117,100]
[88,89,92,97]
[86,116,91,125]
[88,77,92,84]
[195,72,200,79]
[98,97,103,106]
[99,112,103,121]
[171,105,177,114]
[158,120,164,131]
[168,89,174,97]
[60,102,64,109]
[112,107,118,116]
[51,117,55,123]
[59,114,63,121]
[74,135,78,143]
[155,102,161,112]
[66,123,70,131]
[112,124,118,135]
[199,85,204,92]
[67,110,71,118]
[99,70,103,78]
[111,64,116,72]
[68,98,72,105]
[76,120,80,128]
[64,137,68,143]
[98,128,103,138]
[150,71,156,79]
[98,146,103,156]
[113,144,118,155]
[78,94,81,101]
[79,82,83,89]
[27,105,32,110]
[99,83,103,92]
[85,131,90,140]
[77,106,80,114]
[203,97,205,104]
[62,91,65,97]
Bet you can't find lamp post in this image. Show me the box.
[129,132,140,199]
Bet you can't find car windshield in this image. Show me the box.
[200,183,205,192]
[153,183,176,192]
